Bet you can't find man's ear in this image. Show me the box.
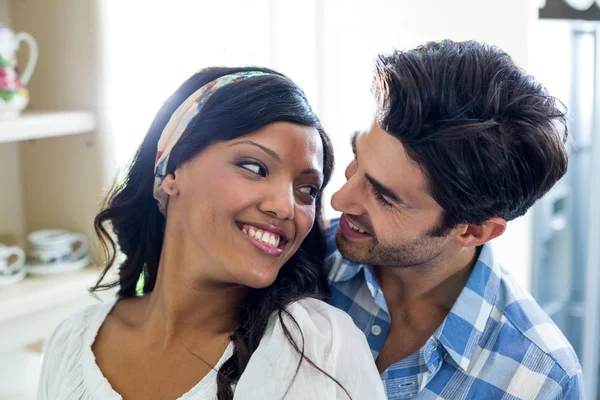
[452,217,506,247]
[161,172,180,196]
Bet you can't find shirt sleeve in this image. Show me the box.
[234,297,386,400]
[556,371,584,400]
[37,314,76,400]
[37,303,109,400]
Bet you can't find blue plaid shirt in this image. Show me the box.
[325,219,584,399]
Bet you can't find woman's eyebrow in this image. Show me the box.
[228,140,280,161]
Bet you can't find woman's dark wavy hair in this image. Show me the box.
[92,67,343,399]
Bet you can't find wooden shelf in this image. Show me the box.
[0,111,96,144]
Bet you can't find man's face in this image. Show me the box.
[331,121,456,268]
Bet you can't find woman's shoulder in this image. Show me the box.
[37,300,118,399]
[42,299,117,367]
[235,298,385,399]
[50,300,116,344]
[269,297,369,356]
[283,297,360,335]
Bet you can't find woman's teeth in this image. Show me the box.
[241,225,281,247]
[347,219,366,233]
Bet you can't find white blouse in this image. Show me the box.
[38,297,386,399]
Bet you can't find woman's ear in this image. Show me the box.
[161,172,180,196]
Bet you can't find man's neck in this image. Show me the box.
[375,246,480,312]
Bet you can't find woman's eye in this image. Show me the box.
[298,185,319,198]
[239,162,267,177]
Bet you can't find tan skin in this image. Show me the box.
[92,122,324,399]
[330,121,506,372]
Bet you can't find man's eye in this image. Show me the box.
[372,187,393,208]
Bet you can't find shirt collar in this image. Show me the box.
[331,239,503,372]
[432,244,502,371]
[327,252,389,313]
[329,256,366,283]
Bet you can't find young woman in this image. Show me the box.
[38,67,385,399]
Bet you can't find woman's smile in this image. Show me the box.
[236,220,290,256]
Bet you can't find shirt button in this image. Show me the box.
[371,325,382,336]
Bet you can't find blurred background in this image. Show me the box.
[0,0,599,398]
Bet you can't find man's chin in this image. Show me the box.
[335,229,372,264]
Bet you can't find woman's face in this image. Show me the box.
[163,122,324,289]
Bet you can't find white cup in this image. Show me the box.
[0,244,26,276]
[27,230,89,265]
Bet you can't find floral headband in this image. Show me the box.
[153,71,271,214]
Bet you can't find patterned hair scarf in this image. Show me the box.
[153,71,271,215]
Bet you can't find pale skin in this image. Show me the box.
[92,122,324,399]
[330,121,506,372]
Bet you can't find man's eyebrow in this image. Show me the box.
[351,131,359,157]
[365,173,401,203]
[353,131,415,208]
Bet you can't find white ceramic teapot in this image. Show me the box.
[0,24,38,119]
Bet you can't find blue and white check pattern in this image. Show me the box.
[325,219,584,399]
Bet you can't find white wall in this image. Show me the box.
[100,0,275,167]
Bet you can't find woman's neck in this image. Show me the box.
[135,229,247,347]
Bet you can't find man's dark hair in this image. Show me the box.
[373,40,569,235]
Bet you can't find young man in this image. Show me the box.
[326,40,583,399]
